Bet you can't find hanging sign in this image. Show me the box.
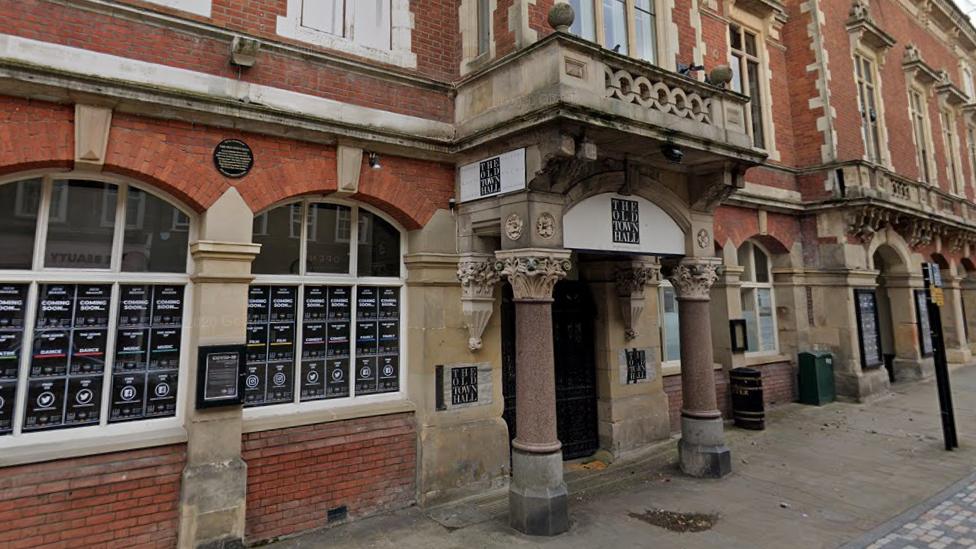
[213,139,254,178]
[564,193,684,255]
[196,344,245,409]
[458,149,526,203]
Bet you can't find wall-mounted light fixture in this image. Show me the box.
[368,152,382,170]
[660,143,684,164]
[730,319,748,353]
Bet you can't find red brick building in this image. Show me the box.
[0,0,974,545]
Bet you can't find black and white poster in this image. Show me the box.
[268,323,295,362]
[69,329,107,375]
[149,327,181,370]
[0,381,15,434]
[265,363,293,403]
[23,378,66,431]
[0,330,22,379]
[147,371,178,416]
[0,284,27,329]
[110,373,146,421]
[248,286,270,323]
[36,284,74,328]
[855,289,883,369]
[379,288,399,319]
[357,287,378,320]
[246,324,268,363]
[328,287,351,320]
[300,360,326,401]
[74,285,110,327]
[302,323,326,359]
[151,286,184,325]
[915,289,934,357]
[118,285,151,326]
[303,286,327,321]
[378,356,399,393]
[115,328,149,371]
[327,321,350,357]
[356,321,377,357]
[326,358,349,398]
[355,356,377,395]
[270,286,297,322]
[64,376,101,426]
[30,330,69,377]
[378,321,399,355]
[242,363,266,405]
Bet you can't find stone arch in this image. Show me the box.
[931,252,957,277]
[961,257,976,274]
[735,234,796,270]
[562,170,692,233]
[867,228,914,274]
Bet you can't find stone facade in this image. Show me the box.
[1,0,976,545]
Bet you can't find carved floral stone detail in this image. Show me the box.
[696,228,711,249]
[495,250,572,301]
[457,254,501,351]
[667,259,721,301]
[505,213,524,241]
[536,212,556,239]
[615,261,661,340]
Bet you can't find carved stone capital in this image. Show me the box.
[666,258,721,301]
[457,254,500,351]
[615,260,661,340]
[495,249,572,301]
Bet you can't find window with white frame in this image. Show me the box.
[477,0,491,56]
[569,0,658,64]
[246,199,404,409]
[855,53,885,164]
[968,124,976,191]
[738,241,777,354]
[730,24,766,150]
[941,108,964,195]
[659,281,680,365]
[909,88,934,183]
[964,66,975,100]
[0,175,191,439]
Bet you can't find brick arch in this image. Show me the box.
[0,97,73,179]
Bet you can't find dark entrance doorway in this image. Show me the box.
[501,280,599,460]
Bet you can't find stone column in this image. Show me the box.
[178,188,261,548]
[666,258,731,478]
[495,248,571,536]
[942,274,972,365]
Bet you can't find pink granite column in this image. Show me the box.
[496,249,571,536]
[667,258,731,478]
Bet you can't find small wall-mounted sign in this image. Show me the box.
[730,319,748,353]
[619,348,655,385]
[458,149,526,203]
[213,139,254,178]
[196,344,245,409]
[435,363,492,411]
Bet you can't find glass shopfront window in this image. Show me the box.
[247,199,404,410]
[0,175,191,438]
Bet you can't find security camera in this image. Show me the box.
[661,144,684,164]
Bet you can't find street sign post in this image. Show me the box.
[922,262,959,451]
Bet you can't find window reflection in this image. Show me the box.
[307,203,351,274]
[45,181,116,269]
[121,188,189,273]
[0,179,41,269]
[357,211,400,277]
[252,204,302,275]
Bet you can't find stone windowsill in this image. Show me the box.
[242,398,417,434]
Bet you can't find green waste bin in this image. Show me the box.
[798,351,835,405]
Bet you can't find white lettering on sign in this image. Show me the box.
[459,149,526,203]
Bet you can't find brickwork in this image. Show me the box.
[0,445,185,549]
[664,370,731,433]
[241,413,417,544]
[0,96,74,178]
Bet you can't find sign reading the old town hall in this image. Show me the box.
[213,139,254,178]
[618,348,655,385]
[435,363,492,411]
[565,193,684,255]
[458,149,526,203]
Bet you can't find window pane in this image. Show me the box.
[744,31,757,56]
[741,288,758,352]
[252,204,302,275]
[357,211,400,277]
[757,288,776,352]
[477,0,491,54]
[753,246,770,283]
[302,0,343,35]
[0,180,40,269]
[747,60,765,148]
[307,204,351,274]
[354,0,392,50]
[603,0,628,54]
[634,4,656,63]
[737,243,753,282]
[730,54,743,94]
[569,0,596,40]
[45,181,116,269]
[121,188,189,273]
[661,286,680,362]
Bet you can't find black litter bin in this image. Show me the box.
[730,367,764,430]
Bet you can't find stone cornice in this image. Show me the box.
[846,1,896,51]
[902,45,942,85]
[494,249,572,302]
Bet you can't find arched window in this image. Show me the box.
[246,199,404,410]
[738,241,777,354]
[0,175,191,440]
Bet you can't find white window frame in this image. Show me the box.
[941,108,965,196]
[569,0,668,67]
[244,197,407,423]
[276,0,417,69]
[968,124,976,194]
[908,86,936,184]
[854,51,889,166]
[0,172,194,456]
[739,241,779,356]
[729,22,768,151]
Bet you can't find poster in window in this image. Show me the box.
[303,286,327,321]
[118,285,151,326]
[268,323,295,362]
[302,323,326,359]
[378,321,399,355]
[357,287,378,320]
[146,371,178,417]
[854,289,883,369]
[265,363,293,403]
[355,356,377,395]
[0,380,14,434]
[109,373,146,421]
[300,360,326,401]
[36,284,74,328]
[149,327,181,369]
[248,286,270,323]
[151,286,184,325]
[378,287,398,319]
[23,378,66,431]
[327,321,350,357]
[30,330,69,377]
[0,284,27,329]
[74,285,110,327]
[915,289,934,357]
[70,329,107,375]
[326,358,349,398]
[115,328,149,371]
[64,376,102,426]
[246,324,268,363]
[356,321,377,357]
[328,287,351,320]
[377,355,398,393]
[242,363,267,406]
[270,286,297,322]
[0,330,22,379]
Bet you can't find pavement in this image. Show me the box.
[267,365,976,549]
